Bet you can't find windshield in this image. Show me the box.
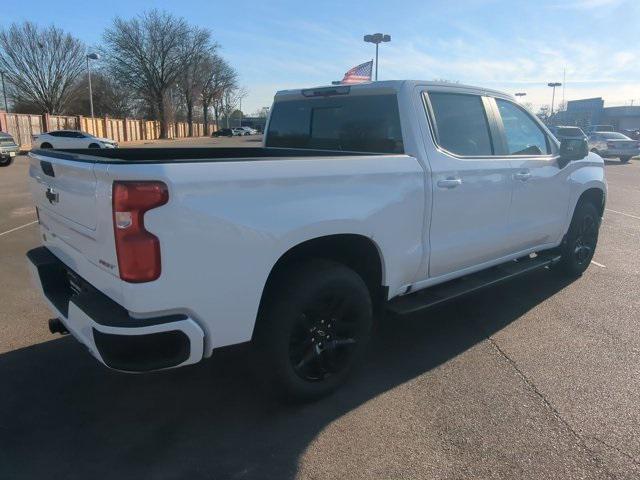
[266,94,404,153]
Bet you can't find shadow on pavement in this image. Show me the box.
[0,269,575,480]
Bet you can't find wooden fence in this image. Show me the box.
[0,110,217,150]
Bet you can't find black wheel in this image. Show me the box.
[253,259,373,401]
[88,143,100,149]
[620,156,631,163]
[557,201,600,277]
[0,156,13,167]
[40,142,52,149]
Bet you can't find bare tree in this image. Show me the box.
[102,10,211,138]
[253,107,270,118]
[219,86,247,128]
[201,54,237,132]
[66,71,136,118]
[536,105,550,124]
[177,29,214,136]
[0,22,86,114]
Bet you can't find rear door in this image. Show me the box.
[490,97,569,250]
[422,89,514,278]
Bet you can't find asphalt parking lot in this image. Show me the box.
[1,141,639,479]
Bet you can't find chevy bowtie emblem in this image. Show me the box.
[45,186,59,205]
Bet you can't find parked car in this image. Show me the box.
[27,80,605,400]
[551,126,586,141]
[240,126,258,135]
[620,129,640,140]
[231,127,246,136]
[0,132,20,167]
[588,131,640,163]
[586,124,614,135]
[212,128,234,137]
[33,130,118,149]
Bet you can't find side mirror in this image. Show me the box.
[558,138,588,168]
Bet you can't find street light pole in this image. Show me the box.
[547,82,562,116]
[86,53,100,132]
[515,92,527,102]
[0,71,8,113]
[364,33,391,81]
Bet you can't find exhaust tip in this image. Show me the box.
[48,318,69,335]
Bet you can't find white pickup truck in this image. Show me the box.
[27,81,606,400]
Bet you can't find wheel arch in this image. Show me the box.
[257,234,387,325]
[577,187,605,217]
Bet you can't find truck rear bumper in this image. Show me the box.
[27,246,204,372]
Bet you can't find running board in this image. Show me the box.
[387,253,561,315]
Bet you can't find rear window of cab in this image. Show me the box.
[266,94,404,154]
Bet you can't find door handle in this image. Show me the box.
[437,177,463,189]
[514,171,532,181]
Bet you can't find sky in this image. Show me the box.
[2,0,639,114]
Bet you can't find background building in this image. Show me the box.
[554,97,640,131]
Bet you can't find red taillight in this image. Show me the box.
[112,181,168,283]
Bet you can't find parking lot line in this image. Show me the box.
[590,260,606,268]
[0,220,38,238]
[605,208,640,221]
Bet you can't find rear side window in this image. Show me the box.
[496,99,550,155]
[427,92,493,156]
[266,94,404,153]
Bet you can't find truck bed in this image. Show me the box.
[31,147,376,164]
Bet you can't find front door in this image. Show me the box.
[491,98,570,251]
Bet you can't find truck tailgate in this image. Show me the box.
[28,152,121,298]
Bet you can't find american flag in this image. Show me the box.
[341,60,373,84]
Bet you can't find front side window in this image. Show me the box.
[266,94,404,154]
[496,99,550,155]
[427,92,493,156]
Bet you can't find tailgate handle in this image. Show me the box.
[40,161,55,177]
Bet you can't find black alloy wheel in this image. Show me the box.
[557,201,600,277]
[253,259,373,401]
[289,293,362,382]
[572,212,598,268]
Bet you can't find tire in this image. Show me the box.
[556,201,600,277]
[620,156,631,163]
[253,259,373,401]
[88,143,100,149]
[0,156,13,167]
[40,142,52,149]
